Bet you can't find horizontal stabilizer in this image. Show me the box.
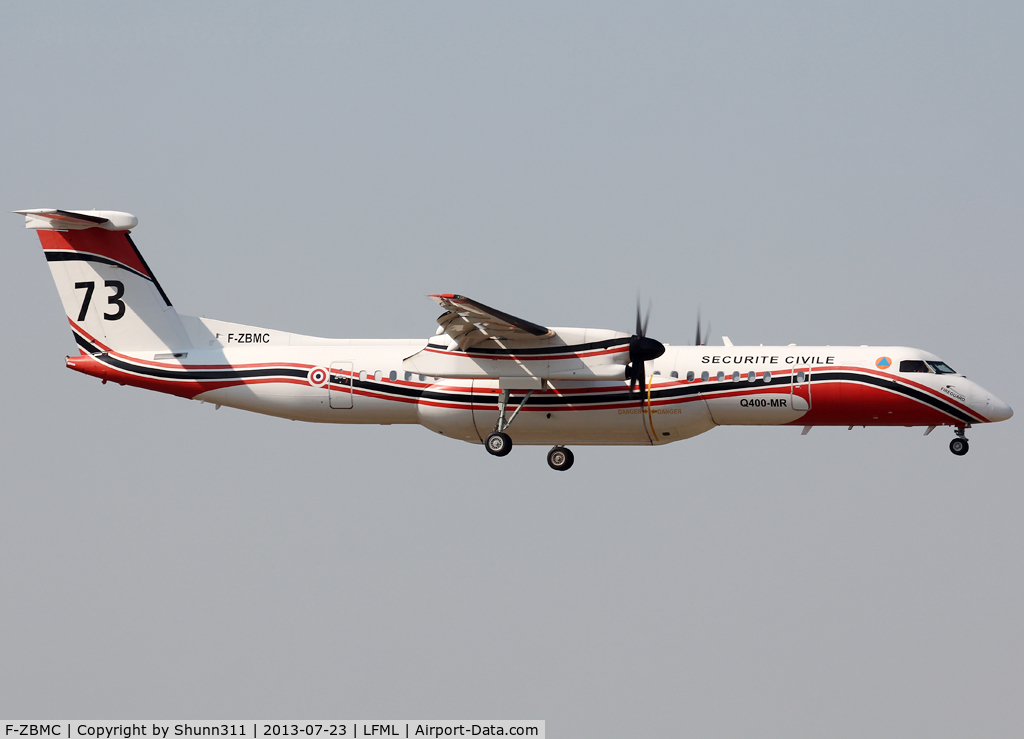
[13,209,138,231]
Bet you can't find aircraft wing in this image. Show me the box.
[430,294,553,350]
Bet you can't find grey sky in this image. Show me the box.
[2,2,1023,736]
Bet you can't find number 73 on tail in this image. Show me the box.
[17,208,1012,470]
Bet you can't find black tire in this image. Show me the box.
[949,438,969,456]
[547,446,574,471]
[485,432,513,457]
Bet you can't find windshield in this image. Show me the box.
[927,360,957,374]
[899,359,930,373]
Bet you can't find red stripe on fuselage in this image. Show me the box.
[782,379,959,426]
[834,365,981,421]
[65,354,314,399]
[60,336,986,426]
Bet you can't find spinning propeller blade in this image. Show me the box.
[694,310,710,346]
[628,298,665,397]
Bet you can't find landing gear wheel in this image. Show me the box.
[485,432,513,457]
[949,438,969,456]
[547,446,574,471]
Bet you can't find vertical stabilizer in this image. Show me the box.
[15,209,192,353]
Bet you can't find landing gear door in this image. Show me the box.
[791,366,811,412]
[329,362,353,409]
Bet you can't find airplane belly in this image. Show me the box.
[810,382,954,426]
[197,383,335,422]
[473,406,654,445]
[647,395,716,443]
[198,382,418,424]
[471,382,653,445]
[416,380,480,442]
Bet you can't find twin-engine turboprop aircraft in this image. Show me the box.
[17,208,1012,470]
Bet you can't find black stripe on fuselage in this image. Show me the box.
[822,370,980,423]
[107,355,307,383]
[72,333,308,383]
[68,340,980,423]
[106,356,309,382]
[442,369,979,422]
[689,368,978,423]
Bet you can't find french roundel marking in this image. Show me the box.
[308,367,329,387]
[876,356,892,370]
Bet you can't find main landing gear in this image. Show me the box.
[547,446,574,471]
[483,389,575,470]
[484,388,533,459]
[949,426,970,456]
[485,431,512,456]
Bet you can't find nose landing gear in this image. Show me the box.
[949,426,969,456]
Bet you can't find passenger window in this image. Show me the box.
[796,371,806,383]
[686,371,695,382]
[731,371,740,382]
[670,371,678,378]
[418,374,426,382]
[899,360,930,373]
[763,371,771,383]
[389,370,397,381]
[716,371,725,382]
[374,370,382,381]
[654,370,661,376]
[701,371,709,382]
[404,371,412,381]
[359,370,367,382]
[747,371,755,382]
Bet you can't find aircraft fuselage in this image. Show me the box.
[64,322,1011,447]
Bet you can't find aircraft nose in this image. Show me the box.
[972,383,1013,422]
[989,395,1013,423]
[968,383,1013,423]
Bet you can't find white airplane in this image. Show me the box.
[16,208,1012,470]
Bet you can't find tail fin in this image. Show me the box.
[16,209,191,353]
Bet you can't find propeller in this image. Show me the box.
[627,298,666,396]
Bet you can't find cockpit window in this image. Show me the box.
[899,359,930,373]
[927,360,957,374]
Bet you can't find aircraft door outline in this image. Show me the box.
[790,364,811,412]
[329,362,353,409]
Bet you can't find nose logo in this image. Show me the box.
[875,356,892,370]
[941,385,967,403]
